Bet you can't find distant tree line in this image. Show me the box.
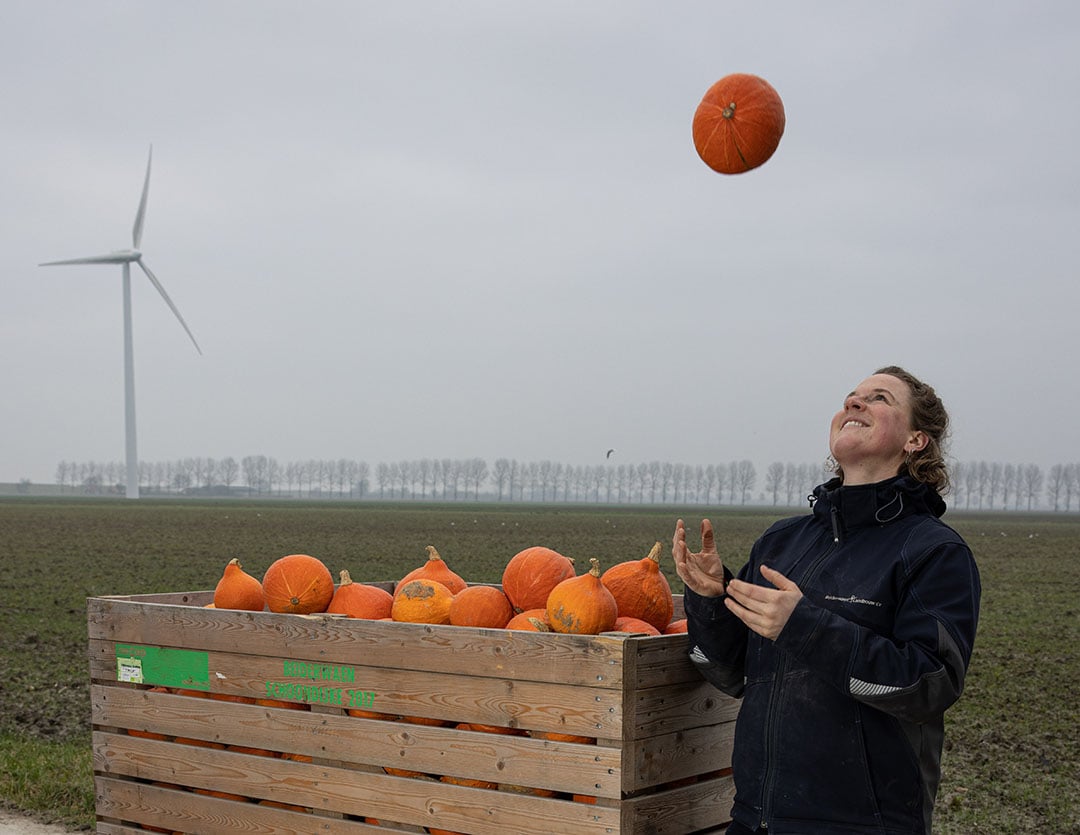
[951,461,1080,512]
[53,457,370,499]
[51,456,815,506]
[47,457,1080,511]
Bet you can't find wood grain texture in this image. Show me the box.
[88,591,736,833]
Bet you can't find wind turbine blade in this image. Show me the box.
[136,260,203,355]
[132,146,152,249]
[40,252,137,266]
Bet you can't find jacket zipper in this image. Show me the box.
[759,652,787,828]
[760,521,842,828]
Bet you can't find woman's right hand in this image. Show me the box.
[672,518,727,597]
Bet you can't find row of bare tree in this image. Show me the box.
[53,456,800,504]
[951,461,1080,512]
[49,457,1080,510]
[53,457,371,499]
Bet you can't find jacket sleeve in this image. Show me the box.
[683,562,748,698]
[773,537,980,724]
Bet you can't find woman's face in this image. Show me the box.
[829,373,927,485]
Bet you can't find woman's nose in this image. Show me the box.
[845,394,864,410]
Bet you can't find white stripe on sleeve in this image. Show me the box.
[850,677,902,697]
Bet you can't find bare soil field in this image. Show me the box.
[1,497,1077,832]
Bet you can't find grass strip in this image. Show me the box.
[0,733,95,830]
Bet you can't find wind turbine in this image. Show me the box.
[40,146,201,499]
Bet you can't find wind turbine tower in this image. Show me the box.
[40,147,201,499]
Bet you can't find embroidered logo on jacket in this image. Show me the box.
[825,594,883,607]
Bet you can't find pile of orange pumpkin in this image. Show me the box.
[212,543,688,636]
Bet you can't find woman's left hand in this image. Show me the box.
[724,565,804,641]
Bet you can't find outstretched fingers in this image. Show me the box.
[672,517,726,597]
[672,519,687,562]
[700,518,716,554]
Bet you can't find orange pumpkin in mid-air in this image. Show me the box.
[692,73,785,174]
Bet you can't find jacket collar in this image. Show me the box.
[811,475,945,542]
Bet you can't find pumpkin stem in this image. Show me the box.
[425,545,443,562]
[338,569,354,586]
[588,558,601,578]
[646,542,662,564]
[722,101,736,119]
[228,558,243,569]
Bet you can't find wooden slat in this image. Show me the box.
[630,679,741,738]
[624,722,735,792]
[94,732,622,835]
[89,644,626,738]
[92,639,738,743]
[92,686,626,797]
[88,596,630,689]
[621,773,735,834]
[94,589,215,605]
[624,633,704,689]
[91,639,738,742]
[86,596,708,687]
[94,776,429,833]
[93,824,143,835]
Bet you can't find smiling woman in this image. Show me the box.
[829,365,951,492]
[673,366,980,835]
[829,374,923,484]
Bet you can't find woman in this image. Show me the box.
[674,366,980,835]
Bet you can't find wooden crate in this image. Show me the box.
[88,587,737,834]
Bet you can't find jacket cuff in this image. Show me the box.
[683,585,729,622]
[774,594,827,657]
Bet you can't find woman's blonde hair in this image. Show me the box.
[878,365,950,493]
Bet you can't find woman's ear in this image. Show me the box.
[906,431,929,453]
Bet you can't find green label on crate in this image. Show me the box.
[263,680,376,707]
[263,659,375,707]
[115,644,210,690]
[282,660,356,682]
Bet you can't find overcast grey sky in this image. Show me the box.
[3,2,1078,487]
